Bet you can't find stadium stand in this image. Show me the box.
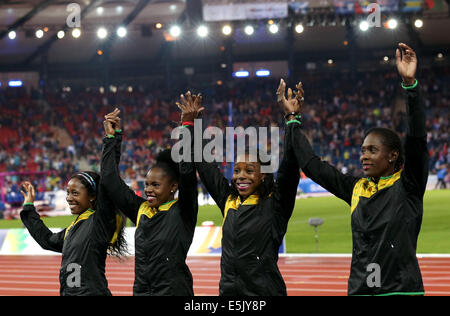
[0,66,448,198]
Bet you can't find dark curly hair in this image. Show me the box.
[152,149,180,183]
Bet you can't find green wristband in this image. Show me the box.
[23,203,34,206]
[106,134,115,139]
[114,129,122,133]
[286,120,301,125]
[401,79,418,90]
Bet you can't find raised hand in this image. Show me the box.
[277,79,304,116]
[20,181,36,204]
[176,91,205,122]
[396,43,417,86]
[103,108,121,136]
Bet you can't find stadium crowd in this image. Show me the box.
[0,66,449,203]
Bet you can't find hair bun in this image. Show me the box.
[155,148,180,180]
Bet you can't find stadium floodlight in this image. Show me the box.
[234,70,249,78]
[387,18,398,29]
[414,19,423,28]
[57,30,65,39]
[268,24,279,34]
[117,26,127,38]
[359,20,369,32]
[35,29,44,39]
[8,80,23,87]
[169,25,181,38]
[72,28,81,38]
[97,6,104,15]
[97,27,108,39]
[256,69,271,77]
[197,25,208,38]
[222,25,232,36]
[295,24,304,34]
[8,31,16,40]
[244,25,254,36]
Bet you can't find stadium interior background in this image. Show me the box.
[0,0,449,217]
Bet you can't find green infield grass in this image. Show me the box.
[1,189,449,253]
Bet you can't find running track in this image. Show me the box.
[0,255,449,296]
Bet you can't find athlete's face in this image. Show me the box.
[66,178,94,215]
[360,133,398,179]
[232,154,265,199]
[144,167,178,209]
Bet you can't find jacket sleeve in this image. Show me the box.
[272,124,301,220]
[100,136,146,224]
[401,84,429,197]
[193,123,231,215]
[289,123,358,205]
[20,205,65,253]
[114,130,123,168]
[177,125,199,225]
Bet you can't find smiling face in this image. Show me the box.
[232,154,265,199]
[144,167,178,209]
[66,178,94,215]
[360,133,398,179]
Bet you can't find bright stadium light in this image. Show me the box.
[197,25,208,38]
[97,27,108,39]
[268,24,279,34]
[222,25,232,36]
[35,29,44,39]
[414,19,423,28]
[256,69,271,77]
[244,25,254,36]
[8,80,23,87]
[169,25,181,38]
[72,28,81,38]
[57,30,65,39]
[97,6,104,15]
[359,21,369,32]
[387,18,398,29]
[8,31,16,40]
[234,70,249,78]
[295,24,304,34]
[117,26,127,38]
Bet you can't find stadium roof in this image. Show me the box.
[0,0,449,74]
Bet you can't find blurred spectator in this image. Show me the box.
[0,66,448,193]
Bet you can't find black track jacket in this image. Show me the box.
[289,84,428,295]
[100,128,198,296]
[194,124,300,296]
[20,156,122,296]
